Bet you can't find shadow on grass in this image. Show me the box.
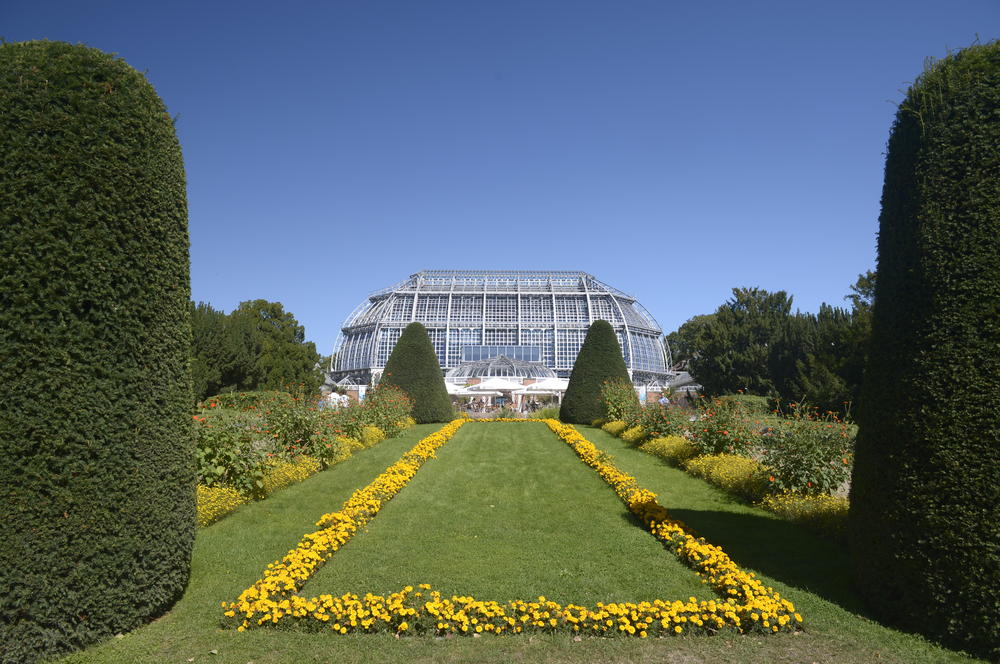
[592,432,872,620]
[660,506,869,617]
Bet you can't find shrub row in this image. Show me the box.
[597,401,851,538]
[638,435,698,467]
[604,393,855,497]
[193,388,412,527]
[196,486,250,528]
[684,454,769,503]
[195,456,325,527]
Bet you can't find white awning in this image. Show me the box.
[519,377,569,392]
[469,377,525,391]
[454,388,502,396]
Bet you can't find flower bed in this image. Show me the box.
[600,397,853,536]
[193,386,414,527]
[196,456,323,527]
[222,419,801,637]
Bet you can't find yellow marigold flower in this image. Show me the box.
[221,420,803,638]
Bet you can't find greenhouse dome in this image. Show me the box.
[330,270,669,384]
[446,355,558,382]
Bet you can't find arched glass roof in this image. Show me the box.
[446,355,558,381]
[331,270,670,384]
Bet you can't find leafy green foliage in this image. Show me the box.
[681,280,873,415]
[189,299,322,402]
[689,288,793,397]
[0,41,194,662]
[355,383,414,438]
[850,42,1000,660]
[195,385,412,493]
[845,270,876,314]
[689,397,763,456]
[599,379,641,423]
[762,405,853,496]
[190,301,234,402]
[717,393,771,415]
[635,404,690,439]
[379,322,453,423]
[665,313,714,367]
[560,320,632,424]
[194,414,268,498]
[232,300,321,390]
[533,406,561,420]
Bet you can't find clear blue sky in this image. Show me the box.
[6,1,997,353]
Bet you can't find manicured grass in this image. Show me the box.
[59,422,983,664]
[307,421,713,603]
[577,427,982,664]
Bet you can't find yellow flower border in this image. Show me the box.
[222,419,801,637]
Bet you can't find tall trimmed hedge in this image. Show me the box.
[0,42,194,662]
[849,42,1000,660]
[379,322,452,423]
[560,320,632,424]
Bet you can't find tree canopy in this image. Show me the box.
[678,275,874,413]
[687,287,792,397]
[190,300,322,402]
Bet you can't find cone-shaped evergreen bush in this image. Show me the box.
[0,42,194,663]
[379,322,453,423]
[849,41,1000,660]
[560,320,632,424]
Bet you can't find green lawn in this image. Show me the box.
[306,421,713,604]
[60,422,983,664]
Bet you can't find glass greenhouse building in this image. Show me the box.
[330,270,670,384]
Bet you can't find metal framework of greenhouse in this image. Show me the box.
[330,270,674,385]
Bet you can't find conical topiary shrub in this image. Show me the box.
[379,322,453,423]
[849,41,1000,661]
[0,41,194,663]
[560,320,632,424]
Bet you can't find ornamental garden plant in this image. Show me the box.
[53,415,978,663]
[222,419,803,638]
[850,40,1000,660]
[193,385,413,526]
[0,41,193,664]
[601,392,855,537]
[379,322,453,423]
[560,320,632,424]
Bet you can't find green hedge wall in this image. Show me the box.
[0,41,195,663]
[560,320,632,424]
[379,322,453,423]
[849,41,1000,661]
